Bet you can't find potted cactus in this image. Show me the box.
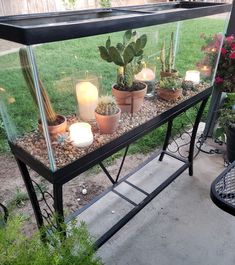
[95,95,121,134]
[160,32,178,79]
[157,77,182,101]
[98,30,147,113]
[19,48,67,137]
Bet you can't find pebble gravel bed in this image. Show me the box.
[15,85,207,169]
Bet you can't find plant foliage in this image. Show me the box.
[214,93,235,140]
[215,35,235,93]
[98,30,147,89]
[0,216,103,265]
[95,95,119,115]
[99,0,111,8]
[159,77,182,91]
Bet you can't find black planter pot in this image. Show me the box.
[226,126,235,162]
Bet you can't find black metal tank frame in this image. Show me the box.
[12,90,209,248]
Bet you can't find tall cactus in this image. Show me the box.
[160,32,175,74]
[19,48,57,124]
[98,30,147,89]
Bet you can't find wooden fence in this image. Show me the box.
[0,0,60,16]
[0,0,166,16]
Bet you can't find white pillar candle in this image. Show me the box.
[69,122,93,147]
[185,70,200,85]
[134,68,155,81]
[76,81,98,121]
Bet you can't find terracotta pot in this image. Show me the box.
[95,108,121,134]
[160,70,179,79]
[38,114,67,137]
[157,88,182,101]
[112,83,147,113]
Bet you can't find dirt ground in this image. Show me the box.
[0,151,150,234]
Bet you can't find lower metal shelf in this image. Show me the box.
[65,150,189,249]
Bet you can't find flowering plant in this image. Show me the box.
[197,33,223,78]
[215,35,235,93]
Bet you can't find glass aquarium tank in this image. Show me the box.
[0,1,232,173]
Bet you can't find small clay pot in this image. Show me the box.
[160,70,179,79]
[112,83,147,113]
[157,88,182,101]
[95,108,121,134]
[38,114,67,137]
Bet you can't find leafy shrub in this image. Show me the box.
[0,216,103,265]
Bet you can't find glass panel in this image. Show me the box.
[0,41,37,151]
[0,10,231,171]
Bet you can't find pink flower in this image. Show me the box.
[215,76,223,84]
[226,35,234,43]
[221,47,227,55]
[229,52,235,59]
[231,43,235,50]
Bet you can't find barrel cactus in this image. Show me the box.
[98,30,147,89]
[95,96,119,115]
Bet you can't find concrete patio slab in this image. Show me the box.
[75,125,235,265]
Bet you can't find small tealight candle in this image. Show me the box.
[200,65,212,78]
[185,70,200,85]
[69,122,93,148]
[76,81,98,121]
[134,66,156,98]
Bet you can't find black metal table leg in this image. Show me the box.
[159,120,173,161]
[15,158,47,240]
[16,158,44,228]
[188,98,209,176]
[53,183,65,235]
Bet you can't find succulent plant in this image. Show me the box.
[98,30,147,89]
[54,133,70,145]
[160,32,175,74]
[19,48,57,125]
[182,80,195,91]
[95,95,119,115]
[159,77,182,91]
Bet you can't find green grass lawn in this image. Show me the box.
[0,17,227,154]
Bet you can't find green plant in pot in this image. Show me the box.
[157,77,182,101]
[160,32,178,79]
[98,30,147,113]
[215,94,235,162]
[95,95,121,134]
[19,48,67,138]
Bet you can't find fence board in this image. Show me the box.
[0,1,4,16]
[1,0,28,15]
[2,0,228,17]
